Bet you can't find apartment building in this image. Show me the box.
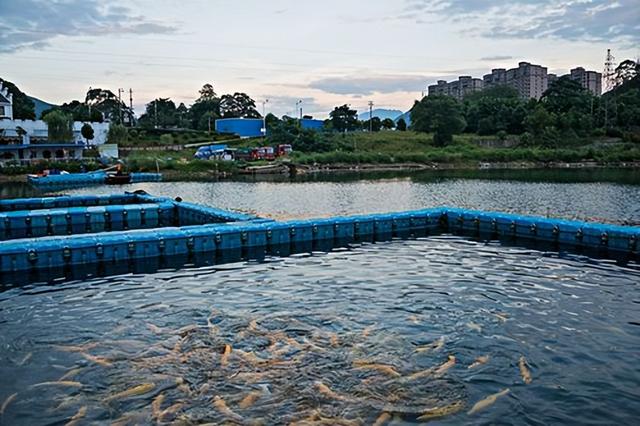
[569,67,602,96]
[427,76,484,101]
[483,62,548,99]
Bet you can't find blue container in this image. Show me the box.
[215,118,263,138]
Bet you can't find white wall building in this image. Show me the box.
[0,82,13,120]
[0,119,110,145]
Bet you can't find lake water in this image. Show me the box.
[0,170,639,425]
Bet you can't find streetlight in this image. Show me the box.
[262,99,269,137]
[295,100,303,120]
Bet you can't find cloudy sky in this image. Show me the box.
[1,0,638,118]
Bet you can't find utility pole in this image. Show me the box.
[368,101,374,132]
[118,88,124,124]
[603,49,617,130]
[129,88,133,125]
[262,99,269,137]
[295,100,303,120]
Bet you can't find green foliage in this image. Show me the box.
[81,123,94,143]
[0,78,35,119]
[159,134,173,145]
[85,88,132,123]
[362,117,382,132]
[107,124,129,145]
[219,93,261,118]
[329,105,359,132]
[42,110,73,142]
[396,118,407,131]
[381,118,395,130]
[411,96,466,146]
[138,98,178,129]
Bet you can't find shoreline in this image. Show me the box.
[1,161,639,183]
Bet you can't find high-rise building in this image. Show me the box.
[427,76,484,101]
[569,67,602,96]
[483,62,548,99]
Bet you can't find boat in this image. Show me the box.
[28,170,162,187]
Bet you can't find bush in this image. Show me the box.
[160,134,174,145]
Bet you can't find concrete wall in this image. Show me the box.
[0,119,110,145]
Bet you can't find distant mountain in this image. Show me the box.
[358,108,403,121]
[394,111,411,126]
[27,96,57,119]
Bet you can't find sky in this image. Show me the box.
[1,0,639,118]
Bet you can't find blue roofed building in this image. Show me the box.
[300,119,324,131]
[215,118,263,138]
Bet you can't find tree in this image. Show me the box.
[541,77,592,115]
[85,88,132,124]
[0,78,35,119]
[381,118,395,130]
[615,60,639,86]
[107,124,129,145]
[198,84,218,102]
[42,110,73,142]
[176,103,189,128]
[81,123,94,144]
[364,117,382,132]
[410,96,466,146]
[197,111,218,132]
[137,98,178,128]
[329,104,359,132]
[396,118,407,131]
[219,93,261,118]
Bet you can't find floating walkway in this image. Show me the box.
[0,192,637,280]
[27,171,162,188]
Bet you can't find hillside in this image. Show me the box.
[27,96,57,119]
[358,108,403,121]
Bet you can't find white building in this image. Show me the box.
[569,67,602,96]
[0,119,110,145]
[0,82,13,120]
[483,62,549,100]
[427,76,484,101]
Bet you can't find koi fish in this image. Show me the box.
[64,406,87,426]
[467,388,510,415]
[32,381,83,388]
[415,337,445,353]
[212,395,243,422]
[55,342,99,353]
[146,323,164,334]
[79,352,112,367]
[466,322,482,332]
[434,355,456,375]
[59,367,84,381]
[314,382,353,402]
[468,355,490,369]
[105,383,155,402]
[17,352,32,366]
[353,363,401,378]
[408,315,420,324]
[0,393,17,415]
[417,400,465,421]
[493,312,509,323]
[330,334,339,347]
[373,412,391,426]
[158,403,184,422]
[221,344,232,367]
[519,356,532,384]
[238,390,262,409]
[406,355,455,381]
[151,393,165,419]
[362,325,375,338]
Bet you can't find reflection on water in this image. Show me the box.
[1,237,639,425]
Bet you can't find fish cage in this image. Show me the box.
[0,191,638,279]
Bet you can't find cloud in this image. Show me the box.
[480,55,515,61]
[309,74,427,96]
[0,0,177,53]
[401,0,639,44]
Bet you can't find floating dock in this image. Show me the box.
[27,171,162,187]
[0,192,637,281]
